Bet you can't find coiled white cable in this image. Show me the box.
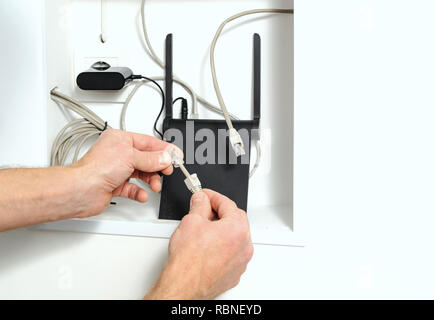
[50,88,110,166]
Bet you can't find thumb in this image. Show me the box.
[133,149,172,173]
[189,191,213,220]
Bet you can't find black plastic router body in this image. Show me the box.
[159,33,261,221]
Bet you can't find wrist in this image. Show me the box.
[66,162,105,218]
[144,255,205,300]
[48,164,98,221]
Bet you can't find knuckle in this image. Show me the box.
[230,224,249,243]
[148,152,162,169]
[220,196,236,210]
[99,129,110,137]
[101,128,116,138]
[245,244,254,262]
[129,186,139,200]
[100,129,131,145]
[227,199,237,209]
[236,209,248,221]
[238,208,247,216]
[144,155,155,168]
[181,213,202,226]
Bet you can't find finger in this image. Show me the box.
[128,132,184,160]
[202,189,239,220]
[133,149,173,173]
[113,182,149,203]
[160,165,173,176]
[189,191,214,220]
[128,132,171,151]
[132,171,163,193]
[148,173,162,192]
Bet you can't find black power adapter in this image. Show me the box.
[76,61,134,90]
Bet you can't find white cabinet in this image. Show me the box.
[35,0,298,246]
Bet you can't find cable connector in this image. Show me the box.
[170,149,202,194]
[184,173,202,194]
[171,150,184,168]
[229,128,246,157]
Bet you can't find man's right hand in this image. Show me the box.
[144,189,254,300]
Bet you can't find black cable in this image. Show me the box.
[132,75,165,139]
[173,97,188,120]
[173,97,185,105]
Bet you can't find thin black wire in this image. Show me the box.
[173,97,188,120]
[173,97,185,105]
[138,76,165,139]
[135,77,188,139]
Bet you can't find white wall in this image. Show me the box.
[1,0,434,299]
[0,0,47,167]
[40,0,295,243]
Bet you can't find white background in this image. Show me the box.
[1,0,434,299]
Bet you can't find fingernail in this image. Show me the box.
[191,192,205,204]
[169,146,184,160]
[159,151,172,166]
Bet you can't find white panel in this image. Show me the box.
[0,0,47,167]
[38,0,296,245]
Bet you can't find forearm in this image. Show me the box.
[144,255,204,300]
[0,165,94,231]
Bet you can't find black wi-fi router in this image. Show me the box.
[159,33,261,220]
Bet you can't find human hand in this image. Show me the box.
[71,129,181,218]
[145,189,254,300]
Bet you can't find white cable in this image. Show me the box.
[139,1,289,175]
[209,9,293,127]
[121,81,145,131]
[171,149,202,194]
[140,0,239,120]
[249,139,261,179]
[121,80,262,178]
[51,4,289,176]
[209,9,293,156]
[141,1,292,125]
[50,88,110,166]
[100,0,106,43]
